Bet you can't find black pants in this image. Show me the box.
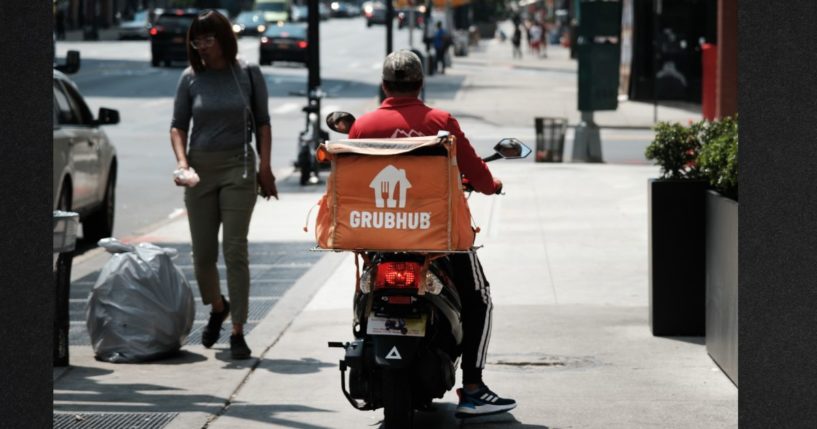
[448,251,492,385]
[435,48,447,74]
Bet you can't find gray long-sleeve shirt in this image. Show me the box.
[171,61,270,151]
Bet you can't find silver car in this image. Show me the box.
[53,69,119,241]
[118,10,151,40]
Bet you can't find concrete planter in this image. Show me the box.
[648,179,707,336]
[705,190,738,385]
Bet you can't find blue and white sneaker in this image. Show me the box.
[455,385,517,418]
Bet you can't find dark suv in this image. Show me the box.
[150,10,198,67]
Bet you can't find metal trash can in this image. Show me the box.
[534,117,568,162]
[54,211,79,367]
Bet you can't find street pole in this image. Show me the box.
[386,0,394,54]
[307,0,321,114]
[409,3,415,48]
[380,0,395,102]
[653,0,661,123]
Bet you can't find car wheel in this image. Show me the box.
[83,167,115,242]
[151,56,160,67]
[367,21,372,27]
[163,59,171,67]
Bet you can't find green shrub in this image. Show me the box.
[646,116,739,200]
[645,121,702,180]
[697,116,738,200]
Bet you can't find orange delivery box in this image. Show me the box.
[314,134,475,252]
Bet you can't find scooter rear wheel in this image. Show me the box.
[298,147,312,186]
[381,369,413,429]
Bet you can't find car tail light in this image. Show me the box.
[297,41,308,49]
[149,27,159,36]
[261,37,270,44]
[375,262,421,290]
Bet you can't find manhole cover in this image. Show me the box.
[53,412,177,429]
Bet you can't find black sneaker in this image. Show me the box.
[230,334,252,359]
[201,296,230,348]
[455,384,517,418]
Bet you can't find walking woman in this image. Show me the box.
[170,10,278,359]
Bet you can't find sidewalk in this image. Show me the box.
[53,30,736,429]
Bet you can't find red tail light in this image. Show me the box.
[297,40,308,49]
[375,262,421,290]
[149,27,159,36]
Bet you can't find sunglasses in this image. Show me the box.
[190,35,216,50]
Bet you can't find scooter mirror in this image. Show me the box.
[326,111,356,134]
[55,50,81,75]
[493,138,532,159]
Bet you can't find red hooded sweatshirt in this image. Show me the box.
[348,97,500,195]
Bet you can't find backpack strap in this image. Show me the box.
[243,62,261,155]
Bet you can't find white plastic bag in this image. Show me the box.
[87,239,195,363]
[173,167,200,187]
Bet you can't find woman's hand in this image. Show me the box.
[173,161,189,187]
[258,164,278,200]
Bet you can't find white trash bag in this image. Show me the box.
[87,238,195,363]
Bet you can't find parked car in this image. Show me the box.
[149,9,198,67]
[259,23,308,66]
[363,1,386,26]
[290,4,329,22]
[318,2,331,20]
[53,58,120,241]
[290,4,308,22]
[397,6,424,29]
[256,0,290,23]
[118,9,151,39]
[232,11,268,36]
[330,1,356,17]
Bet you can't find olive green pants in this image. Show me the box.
[185,148,256,324]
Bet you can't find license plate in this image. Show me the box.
[173,37,184,43]
[367,315,426,337]
[277,43,289,49]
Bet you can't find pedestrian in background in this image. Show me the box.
[538,18,548,58]
[433,21,449,74]
[170,10,278,360]
[511,23,523,59]
[55,0,67,40]
[529,20,543,57]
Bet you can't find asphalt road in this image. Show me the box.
[55,18,444,249]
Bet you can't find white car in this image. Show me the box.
[53,67,120,241]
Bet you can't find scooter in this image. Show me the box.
[293,88,329,186]
[324,111,531,429]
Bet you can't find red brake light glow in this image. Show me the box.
[297,40,308,49]
[149,27,159,36]
[375,262,421,290]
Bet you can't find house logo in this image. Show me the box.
[390,129,425,138]
[369,165,412,208]
[348,165,431,230]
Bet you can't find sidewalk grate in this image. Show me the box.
[53,412,177,429]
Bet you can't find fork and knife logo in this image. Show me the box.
[370,165,412,209]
